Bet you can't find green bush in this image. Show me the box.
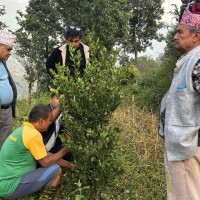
[117,64,140,85]
[13,93,50,129]
[131,26,181,113]
[50,35,123,199]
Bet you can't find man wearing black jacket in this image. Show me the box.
[46,26,89,79]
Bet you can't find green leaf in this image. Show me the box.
[75,195,85,200]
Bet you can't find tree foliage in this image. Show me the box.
[136,56,158,74]
[11,0,167,94]
[13,50,37,104]
[14,0,63,95]
[169,4,180,23]
[116,64,140,87]
[134,25,181,112]
[119,55,158,76]
[122,0,164,64]
[54,0,130,51]
[0,5,6,29]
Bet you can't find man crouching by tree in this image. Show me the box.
[0,104,73,199]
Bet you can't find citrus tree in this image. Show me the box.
[51,35,123,199]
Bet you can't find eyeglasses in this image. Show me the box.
[69,26,81,32]
[68,39,80,43]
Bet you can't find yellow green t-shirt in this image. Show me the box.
[0,122,47,198]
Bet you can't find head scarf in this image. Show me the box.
[0,30,16,47]
[180,7,200,28]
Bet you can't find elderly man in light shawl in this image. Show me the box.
[0,30,17,150]
[159,7,200,200]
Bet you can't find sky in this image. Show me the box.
[162,0,181,24]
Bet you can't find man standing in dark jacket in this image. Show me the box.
[46,26,89,79]
[0,30,17,150]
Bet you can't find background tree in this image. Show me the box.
[0,5,6,29]
[169,4,180,23]
[54,0,130,51]
[119,54,158,75]
[13,46,37,105]
[134,26,181,112]
[135,56,158,74]
[14,0,62,95]
[121,0,164,65]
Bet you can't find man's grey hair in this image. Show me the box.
[187,26,200,33]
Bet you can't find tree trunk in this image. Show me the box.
[134,50,138,65]
[36,74,40,99]
[45,37,49,61]
[28,83,32,105]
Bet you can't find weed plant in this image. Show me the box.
[13,93,50,129]
[109,101,166,199]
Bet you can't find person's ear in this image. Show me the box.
[193,31,200,43]
[38,118,43,126]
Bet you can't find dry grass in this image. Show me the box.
[111,97,164,162]
[107,97,166,199]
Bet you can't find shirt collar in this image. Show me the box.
[23,122,36,130]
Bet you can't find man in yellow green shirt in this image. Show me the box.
[0,104,72,199]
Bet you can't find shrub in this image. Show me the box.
[132,26,181,113]
[117,64,140,85]
[50,35,123,199]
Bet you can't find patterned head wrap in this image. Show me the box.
[0,30,16,47]
[180,7,200,28]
